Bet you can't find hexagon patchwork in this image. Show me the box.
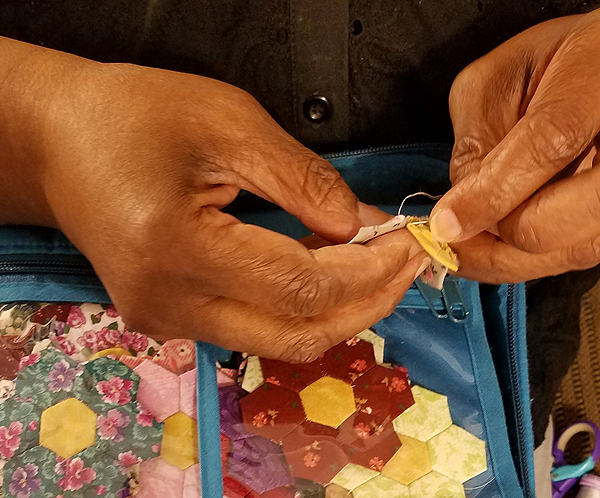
[325,483,353,498]
[240,383,305,442]
[96,403,163,461]
[281,424,348,484]
[320,338,376,383]
[352,365,414,421]
[219,385,252,441]
[353,474,410,498]
[241,356,264,393]
[392,385,452,441]
[3,446,62,497]
[137,457,184,498]
[0,398,41,459]
[382,435,432,485]
[85,356,140,413]
[427,424,487,483]
[135,360,180,422]
[408,470,465,498]
[40,398,97,458]
[229,435,293,492]
[337,412,401,471]
[300,377,355,428]
[356,330,385,365]
[16,350,87,410]
[161,412,198,470]
[179,368,197,420]
[330,463,378,491]
[182,463,200,497]
[260,357,321,392]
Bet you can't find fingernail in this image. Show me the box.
[430,209,462,243]
[415,257,432,279]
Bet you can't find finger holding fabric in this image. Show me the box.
[430,11,600,279]
[0,36,429,361]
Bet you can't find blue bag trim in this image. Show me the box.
[462,282,530,497]
[195,341,224,498]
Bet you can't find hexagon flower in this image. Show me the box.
[238,335,404,486]
[0,349,163,497]
[232,331,489,496]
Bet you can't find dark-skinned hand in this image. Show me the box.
[431,11,600,283]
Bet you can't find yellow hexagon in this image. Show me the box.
[382,435,432,485]
[408,470,465,498]
[299,376,355,428]
[392,386,452,441]
[40,398,97,459]
[161,412,199,470]
[427,424,487,483]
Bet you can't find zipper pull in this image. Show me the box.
[441,276,469,323]
[415,279,448,319]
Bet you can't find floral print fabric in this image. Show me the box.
[0,349,163,498]
[0,303,159,382]
[0,301,488,498]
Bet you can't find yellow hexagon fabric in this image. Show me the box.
[392,386,452,441]
[299,376,355,428]
[427,424,487,483]
[161,412,199,470]
[408,470,465,498]
[40,398,97,459]
[381,435,432,485]
[353,475,410,498]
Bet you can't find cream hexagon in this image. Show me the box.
[392,385,452,441]
[353,474,410,498]
[427,424,487,483]
[408,470,465,498]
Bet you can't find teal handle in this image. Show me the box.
[551,456,595,482]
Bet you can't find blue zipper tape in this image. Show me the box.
[195,341,224,498]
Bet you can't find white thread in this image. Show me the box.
[398,192,443,216]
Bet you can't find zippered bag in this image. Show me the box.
[0,146,535,498]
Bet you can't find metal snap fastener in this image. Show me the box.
[303,95,331,123]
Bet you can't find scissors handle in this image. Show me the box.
[552,421,600,498]
[552,457,596,482]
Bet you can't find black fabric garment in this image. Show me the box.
[1,0,600,446]
[527,267,600,447]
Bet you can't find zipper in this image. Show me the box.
[0,258,96,277]
[507,283,533,498]
[322,142,450,160]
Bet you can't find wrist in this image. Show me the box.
[0,37,91,228]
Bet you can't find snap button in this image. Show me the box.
[303,95,331,123]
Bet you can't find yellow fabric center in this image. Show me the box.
[161,411,199,469]
[40,398,97,459]
[299,376,355,428]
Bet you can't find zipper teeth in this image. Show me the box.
[0,261,96,276]
[322,143,450,160]
[507,284,533,498]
